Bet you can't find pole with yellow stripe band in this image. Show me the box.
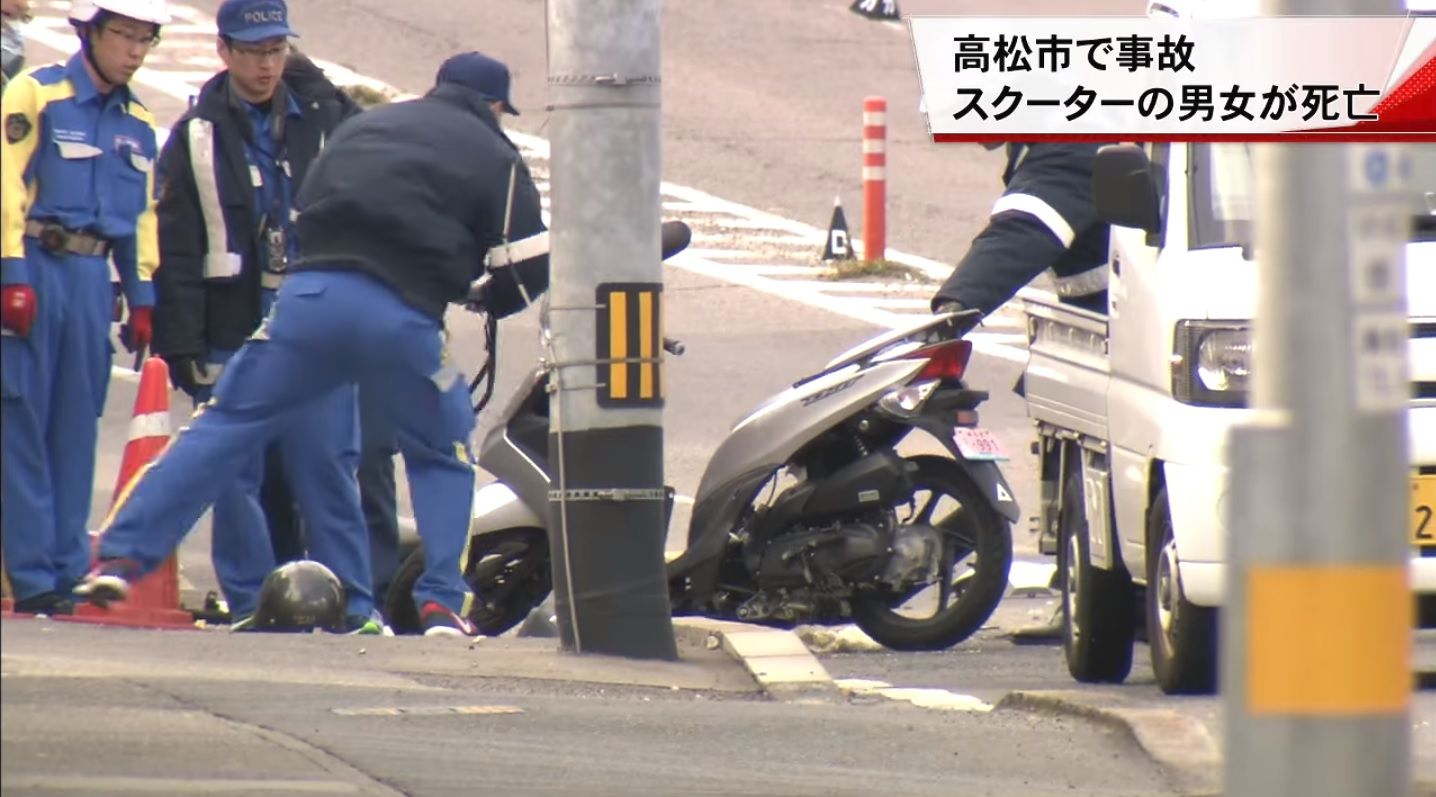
[597,283,664,407]
[545,0,676,661]
[1222,86,1416,797]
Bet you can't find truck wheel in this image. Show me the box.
[1146,487,1218,695]
[1059,469,1134,683]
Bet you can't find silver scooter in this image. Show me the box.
[387,224,1018,649]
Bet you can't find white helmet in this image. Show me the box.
[69,0,172,26]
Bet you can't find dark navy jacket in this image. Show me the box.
[152,69,354,358]
[291,83,547,321]
[933,142,1115,316]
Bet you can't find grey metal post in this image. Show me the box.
[542,0,678,659]
[1224,0,1415,794]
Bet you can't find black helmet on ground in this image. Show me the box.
[250,560,347,633]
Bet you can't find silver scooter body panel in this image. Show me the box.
[691,359,926,508]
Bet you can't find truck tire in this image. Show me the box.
[1059,468,1135,683]
[1146,487,1218,695]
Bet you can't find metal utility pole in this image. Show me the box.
[1224,0,1415,794]
[542,0,678,659]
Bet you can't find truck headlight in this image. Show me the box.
[1172,321,1251,407]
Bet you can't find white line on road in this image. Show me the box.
[0,776,361,794]
[834,678,995,712]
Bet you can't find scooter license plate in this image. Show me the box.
[953,428,1008,462]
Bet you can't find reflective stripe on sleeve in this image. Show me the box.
[991,192,1076,248]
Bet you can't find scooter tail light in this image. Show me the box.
[909,339,973,382]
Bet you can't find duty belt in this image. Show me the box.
[24,221,112,257]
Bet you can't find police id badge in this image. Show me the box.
[264,226,287,273]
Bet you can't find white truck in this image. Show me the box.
[1021,141,1436,694]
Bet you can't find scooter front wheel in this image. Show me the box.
[385,527,552,636]
[849,455,1013,651]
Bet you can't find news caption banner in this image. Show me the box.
[907,14,1436,139]
[904,12,1435,409]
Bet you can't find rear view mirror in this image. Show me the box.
[1092,145,1162,235]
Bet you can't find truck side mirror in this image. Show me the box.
[1092,145,1162,235]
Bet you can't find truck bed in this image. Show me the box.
[1021,294,1111,441]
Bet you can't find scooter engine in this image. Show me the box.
[878,521,944,589]
[753,519,891,588]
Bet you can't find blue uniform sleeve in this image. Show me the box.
[1,72,42,285]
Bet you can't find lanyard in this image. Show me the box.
[230,80,292,236]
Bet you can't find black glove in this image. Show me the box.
[165,355,212,399]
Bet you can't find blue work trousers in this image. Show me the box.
[98,270,477,616]
[1,244,113,601]
[195,344,367,621]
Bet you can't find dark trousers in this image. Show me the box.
[261,444,305,563]
[358,386,399,608]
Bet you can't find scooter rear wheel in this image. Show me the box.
[849,456,1013,651]
[385,527,551,636]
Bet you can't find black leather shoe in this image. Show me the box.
[14,591,76,616]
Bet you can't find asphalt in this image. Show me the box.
[12,567,1435,796]
[1,617,1178,797]
[819,593,1436,797]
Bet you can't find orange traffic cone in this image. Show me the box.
[62,356,196,630]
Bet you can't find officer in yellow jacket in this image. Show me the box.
[0,0,169,615]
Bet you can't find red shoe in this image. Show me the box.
[419,601,477,638]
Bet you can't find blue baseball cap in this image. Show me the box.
[436,52,519,116]
[217,0,297,43]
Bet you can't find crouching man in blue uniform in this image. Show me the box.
[151,0,377,631]
[0,0,168,615]
[77,51,549,638]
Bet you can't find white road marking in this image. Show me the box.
[0,776,361,794]
[834,678,995,712]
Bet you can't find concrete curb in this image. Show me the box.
[996,690,1222,797]
[672,618,842,703]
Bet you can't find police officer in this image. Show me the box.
[79,51,548,638]
[0,0,167,615]
[931,142,1115,319]
[150,0,380,631]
